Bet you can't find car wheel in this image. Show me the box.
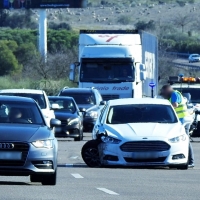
[81,140,101,168]
[30,174,41,182]
[74,130,83,141]
[41,170,57,185]
[176,151,189,170]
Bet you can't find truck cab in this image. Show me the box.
[70,30,158,100]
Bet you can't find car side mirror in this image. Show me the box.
[79,108,86,112]
[50,119,61,128]
[100,101,106,106]
[96,126,108,139]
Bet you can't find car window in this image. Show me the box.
[0,93,46,109]
[0,101,45,125]
[60,92,96,105]
[106,104,178,124]
[49,99,76,113]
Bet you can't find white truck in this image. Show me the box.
[69,30,158,100]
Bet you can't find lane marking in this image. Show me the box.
[97,188,119,195]
[71,173,84,179]
[70,156,79,159]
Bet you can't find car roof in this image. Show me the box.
[108,98,171,106]
[0,89,44,94]
[61,88,94,94]
[0,95,35,103]
[48,96,74,100]
[172,84,200,88]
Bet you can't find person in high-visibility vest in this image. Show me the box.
[161,85,194,168]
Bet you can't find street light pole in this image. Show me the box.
[39,9,47,62]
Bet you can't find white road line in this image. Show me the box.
[70,156,79,159]
[97,188,119,195]
[71,173,84,179]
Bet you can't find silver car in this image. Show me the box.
[188,54,200,63]
[0,96,60,185]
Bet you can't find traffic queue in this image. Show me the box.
[0,78,198,185]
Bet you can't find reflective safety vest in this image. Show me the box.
[169,90,188,119]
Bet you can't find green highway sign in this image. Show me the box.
[0,0,87,9]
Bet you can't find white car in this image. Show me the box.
[0,89,55,127]
[81,98,189,169]
[188,54,200,63]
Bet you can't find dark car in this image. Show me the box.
[0,96,60,185]
[48,96,84,141]
[58,88,103,131]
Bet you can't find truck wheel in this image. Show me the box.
[81,140,101,167]
[41,170,57,185]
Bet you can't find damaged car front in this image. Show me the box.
[82,98,189,169]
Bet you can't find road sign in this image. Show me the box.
[149,82,156,88]
[0,0,87,9]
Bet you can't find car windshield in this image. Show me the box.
[0,101,45,125]
[49,98,76,113]
[80,59,134,82]
[0,93,46,109]
[60,93,96,105]
[192,55,199,57]
[106,104,177,124]
[173,88,200,103]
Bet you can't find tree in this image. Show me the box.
[0,41,21,75]
[0,9,9,27]
[117,15,131,25]
[135,20,156,31]
[172,13,192,33]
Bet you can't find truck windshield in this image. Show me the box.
[173,88,200,103]
[80,59,134,82]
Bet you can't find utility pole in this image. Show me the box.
[39,9,47,62]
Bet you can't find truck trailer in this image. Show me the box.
[69,30,158,100]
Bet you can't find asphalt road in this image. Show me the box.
[1,133,200,200]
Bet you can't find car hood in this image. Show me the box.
[104,122,184,140]
[0,124,51,142]
[78,104,98,111]
[54,111,76,120]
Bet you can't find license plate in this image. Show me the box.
[132,152,158,159]
[0,152,22,160]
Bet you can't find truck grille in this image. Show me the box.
[120,141,170,152]
[102,95,119,101]
[0,143,29,166]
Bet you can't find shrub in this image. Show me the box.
[117,15,131,25]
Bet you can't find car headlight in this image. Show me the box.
[32,140,53,148]
[85,111,98,118]
[101,136,121,144]
[169,134,187,143]
[68,118,79,126]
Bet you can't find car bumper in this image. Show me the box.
[55,124,80,138]
[83,117,96,130]
[0,144,57,176]
[98,140,189,167]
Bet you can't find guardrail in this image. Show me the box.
[166,52,190,58]
[173,62,200,70]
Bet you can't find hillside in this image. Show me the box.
[37,0,199,33]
